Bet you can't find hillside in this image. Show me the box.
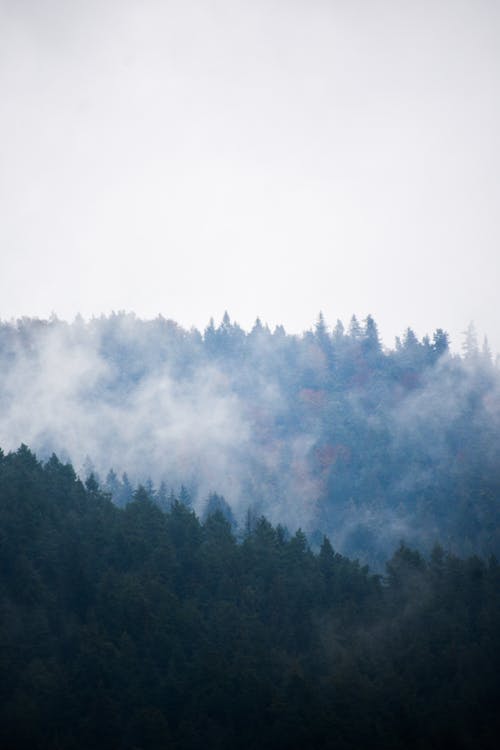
[1,445,499,749]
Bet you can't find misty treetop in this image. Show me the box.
[0,312,499,564]
[0,444,499,750]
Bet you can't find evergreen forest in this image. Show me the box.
[1,446,499,749]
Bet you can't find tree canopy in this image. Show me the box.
[0,445,499,749]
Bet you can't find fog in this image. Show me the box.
[1,0,499,352]
[1,313,498,564]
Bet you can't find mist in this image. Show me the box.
[0,312,498,564]
[1,0,499,353]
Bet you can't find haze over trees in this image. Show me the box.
[0,312,499,565]
[1,446,499,749]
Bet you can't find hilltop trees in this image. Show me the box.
[0,312,499,565]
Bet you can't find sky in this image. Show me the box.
[1,0,499,352]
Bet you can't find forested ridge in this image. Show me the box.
[1,446,499,749]
[1,313,499,564]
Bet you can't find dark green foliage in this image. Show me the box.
[1,447,499,749]
[203,492,237,530]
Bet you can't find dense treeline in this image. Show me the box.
[0,313,499,564]
[1,446,499,749]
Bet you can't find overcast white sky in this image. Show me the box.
[1,0,499,351]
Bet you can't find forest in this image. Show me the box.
[1,445,499,749]
[0,313,499,565]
